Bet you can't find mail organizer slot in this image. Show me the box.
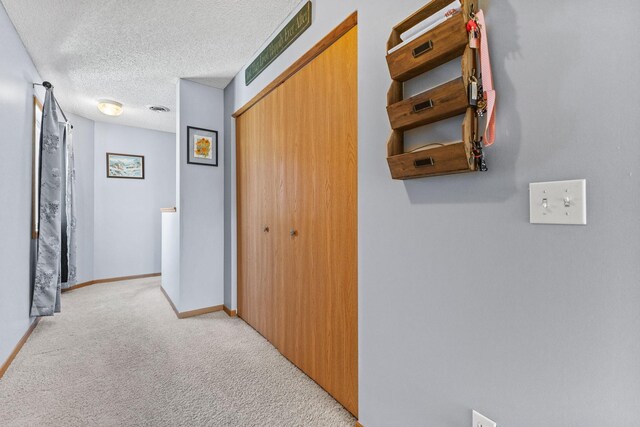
[413,99,434,113]
[386,13,467,82]
[387,141,473,180]
[414,157,434,167]
[412,40,433,58]
[387,77,468,131]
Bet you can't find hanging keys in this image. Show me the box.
[466,18,477,35]
[468,76,478,106]
[472,138,488,172]
[471,29,479,49]
[475,78,487,117]
[466,18,479,49]
[476,91,487,117]
[476,97,487,117]
[479,154,488,171]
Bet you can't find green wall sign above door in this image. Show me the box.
[245,1,312,86]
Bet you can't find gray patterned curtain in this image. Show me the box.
[31,88,77,317]
[62,123,77,289]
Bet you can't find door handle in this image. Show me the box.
[290,229,298,237]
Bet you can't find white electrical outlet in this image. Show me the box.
[529,179,587,225]
[472,410,497,427]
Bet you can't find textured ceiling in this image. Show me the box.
[1,0,300,132]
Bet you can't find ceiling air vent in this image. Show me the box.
[147,105,171,113]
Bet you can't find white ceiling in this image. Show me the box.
[2,0,301,132]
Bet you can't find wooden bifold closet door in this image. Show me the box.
[236,26,357,415]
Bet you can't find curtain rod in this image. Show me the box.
[33,81,73,129]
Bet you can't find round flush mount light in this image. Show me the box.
[97,99,123,116]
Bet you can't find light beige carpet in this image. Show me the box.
[0,278,355,427]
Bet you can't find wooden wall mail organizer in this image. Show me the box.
[386,0,484,180]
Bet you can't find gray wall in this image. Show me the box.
[0,2,41,365]
[223,81,236,310]
[175,79,225,312]
[224,0,640,425]
[93,121,176,280]
[67,113,95,284]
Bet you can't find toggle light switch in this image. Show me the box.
[472,410,497,427]
[529,179,586,225]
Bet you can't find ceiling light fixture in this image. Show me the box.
[97,99,123,116]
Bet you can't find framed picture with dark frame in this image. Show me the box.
[187,126,218,167]
[106,153,145,179]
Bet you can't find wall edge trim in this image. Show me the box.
[62,273,162,293]
[177,304,224,319]
[160,285,180,315]
[160,285,224,319]
[223,306,237,317]
[0,317,41,379]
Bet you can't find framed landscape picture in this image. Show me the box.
[106,153,145,179]
[187,126,218,166]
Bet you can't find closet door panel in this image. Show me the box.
[264,85,287,349]
[276,27,358,414]
[303,27,358,415]
[237,97,274,340]
[237,26,357,417]
[236,114,256,325]
[286,54,324,383]
[259,106,273,340]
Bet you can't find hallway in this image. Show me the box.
[0,278,354,426]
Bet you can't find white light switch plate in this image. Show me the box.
[473,410,497,427]
[529,179,587,225]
